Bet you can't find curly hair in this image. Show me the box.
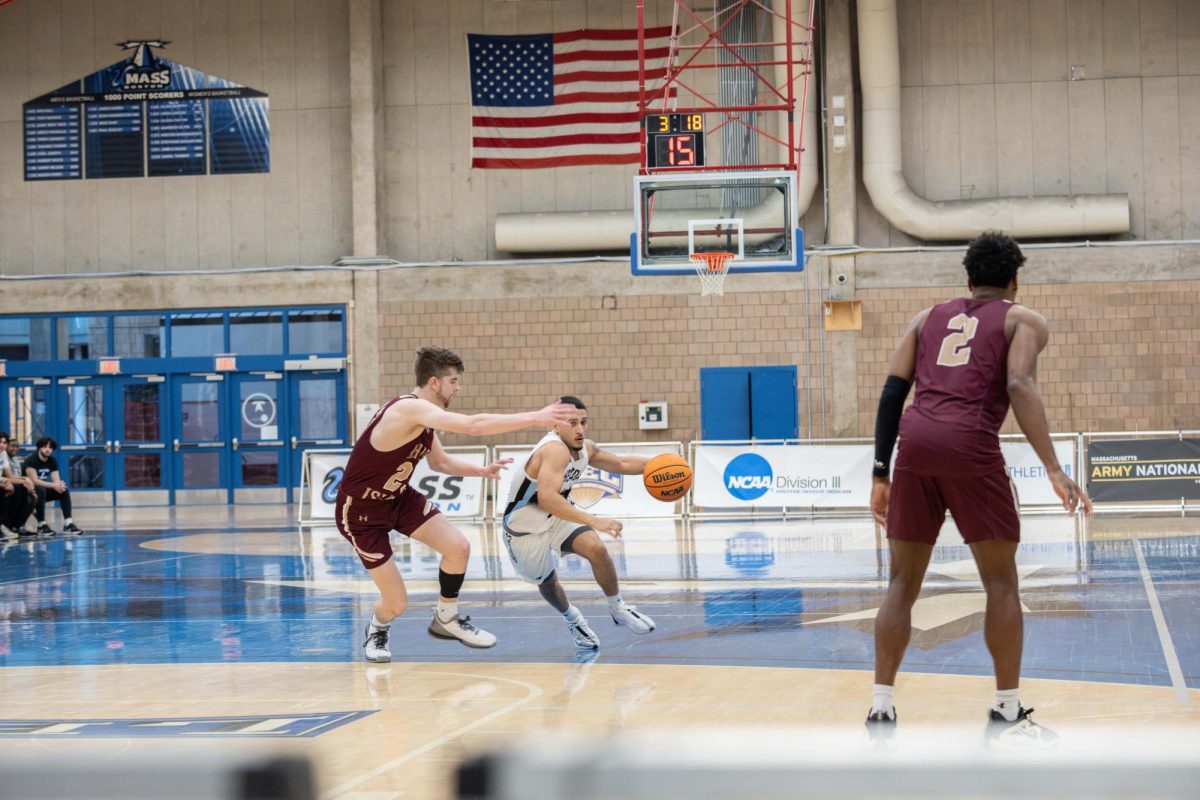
[963,231,1025,289]
[414,346,465,386]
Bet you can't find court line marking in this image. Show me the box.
[318,669,544,800]
[1132,538,1191,707]
[0,552,209,586]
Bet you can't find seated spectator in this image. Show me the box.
[25,438,81,536]
[0,468,14,542]
[0,432,37,538]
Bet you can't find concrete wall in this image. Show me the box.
[0,0,352,275]
[861,0,1200,246]
[380,0,696,262]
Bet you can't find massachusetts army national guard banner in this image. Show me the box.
[1087,437,1200,502]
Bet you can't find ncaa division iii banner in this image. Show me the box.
[1087,438,1200,502]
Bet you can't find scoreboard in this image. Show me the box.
[644,113,705,169]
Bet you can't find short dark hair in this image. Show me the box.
[963,231,1025,288]
[414,346,465,386]
[36,437,57,450]
[0,432,8,442]
[558,396,586,410]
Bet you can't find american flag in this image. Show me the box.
[467,26,675,169]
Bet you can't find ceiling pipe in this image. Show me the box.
[493,1,819,254]
[857,0,1129,240]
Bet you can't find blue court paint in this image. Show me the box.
[0,711,376,738]
[1,527,1196,691]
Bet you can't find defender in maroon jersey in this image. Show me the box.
[866,232,1090,743]
[338,346,573,662]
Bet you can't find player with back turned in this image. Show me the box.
[866,232,1090,743]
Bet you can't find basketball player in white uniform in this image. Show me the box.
[501,396,658,649]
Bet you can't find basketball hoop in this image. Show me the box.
[689,252,735,296]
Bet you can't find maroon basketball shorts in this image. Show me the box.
[886,467,1020,545]
[334,489,442,569]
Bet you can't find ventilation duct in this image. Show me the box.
[857,0,1129,239]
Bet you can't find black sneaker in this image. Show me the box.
[36,523,56,537]
[62,523,83,535]
[16,527,37,538]
[986,706,1058,748]
[864,709,897,743]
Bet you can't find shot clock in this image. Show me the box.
[644,113,706,169]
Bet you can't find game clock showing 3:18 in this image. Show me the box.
[645,113,705,169]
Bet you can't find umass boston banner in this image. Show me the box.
[1087,438,1200,502]
[23,41,268,181]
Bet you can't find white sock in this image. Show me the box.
[370,613,390,630]
[437,599,458,621]
[562,604,582,623]
[870,684,896,718]
[65,517,72,525]
[606,594,623,610]
[994,689,1020,721]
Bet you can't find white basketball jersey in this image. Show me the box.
[502,432,589,533]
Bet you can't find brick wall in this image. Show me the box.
[376,268,1200,448]
[378,285,830,448]
[856,281,1200,437]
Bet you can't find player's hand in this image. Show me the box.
[55,481,67,493]
[480,458,512,480]
[1049,468,1092,516]
[1,481,12,495]
[870,476,890,528]
[592,517,623,538]
[534,401,576,427]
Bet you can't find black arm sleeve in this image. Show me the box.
[873,375,913,479]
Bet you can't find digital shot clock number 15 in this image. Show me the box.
[644,113,705,169]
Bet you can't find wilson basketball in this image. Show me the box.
[642,454,693,502]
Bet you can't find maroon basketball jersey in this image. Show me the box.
[338,394,434,503]
[895,297,1014,476]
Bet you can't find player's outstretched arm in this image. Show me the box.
[536,442,622,537]
[425,435,514,478]
[399,399,575,439]
[1007,308,1092,515]
[586,442,650,476]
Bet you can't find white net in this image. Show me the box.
[689,252,735,296]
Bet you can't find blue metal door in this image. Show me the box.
[231,373,286,502]
[287,371,348,497]
[750,367,798,439]
[113,375,169,504]
[171,375,229,503]
[700,367,752,440]
[2,378,53,450]
[57,376,113,503]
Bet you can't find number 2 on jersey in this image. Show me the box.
[936,313,979,367]
[383,463,414,492]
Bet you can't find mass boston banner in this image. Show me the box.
[24,41,268,181]
[1087,438,1200,502]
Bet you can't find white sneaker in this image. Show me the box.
[428,611,497,649]
[610,603,655,634]
[363,623,391,663]
[0,525,16,541]
[567,615,599,650]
